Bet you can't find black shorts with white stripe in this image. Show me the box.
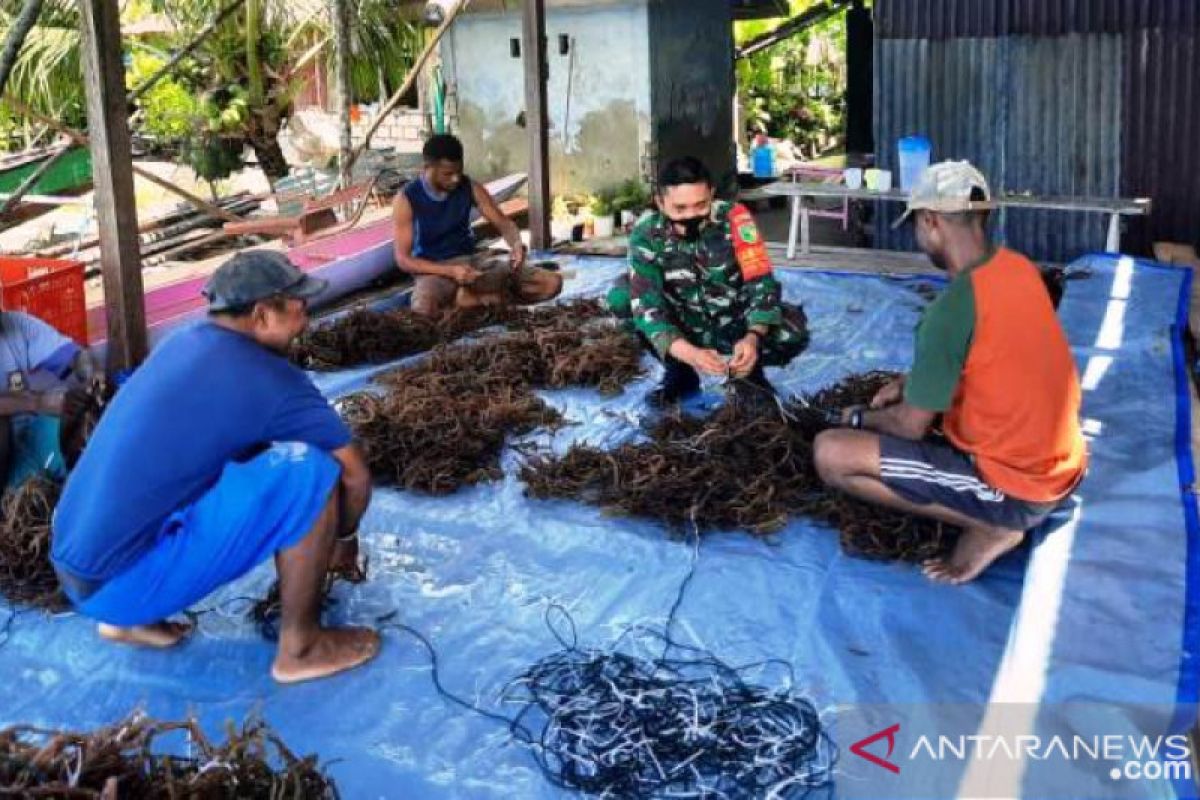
[878,435,1058,531]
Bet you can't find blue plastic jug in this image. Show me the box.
[898,136,932,191]
[752,144,775,179]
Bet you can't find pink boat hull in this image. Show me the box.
[85,173,527,352]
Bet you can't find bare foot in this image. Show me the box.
[271,626,380,684]
[923,527,1025,585]
[98,621,193,648]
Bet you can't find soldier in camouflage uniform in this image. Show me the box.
[607,157,807,405]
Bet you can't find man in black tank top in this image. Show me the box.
[392,134,562,318]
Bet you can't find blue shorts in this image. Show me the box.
[878,435,1059,531]
[75,442,340,626]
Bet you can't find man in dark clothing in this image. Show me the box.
[393,134,562,318]
[607,157,807,406]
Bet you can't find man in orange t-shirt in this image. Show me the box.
[814,161,1087,584]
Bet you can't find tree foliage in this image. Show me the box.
[735,0,847,158]
[0,0,424,182]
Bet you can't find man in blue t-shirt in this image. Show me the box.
[0,311,100,487]
[51,250,379,684]
[392,133,562,318]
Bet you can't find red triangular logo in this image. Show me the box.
[851,723,901,774]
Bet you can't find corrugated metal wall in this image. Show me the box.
[1122,25,1200,253]
[874,34,1121,259]
[876,0,1199,40]
[874,0,1200,261]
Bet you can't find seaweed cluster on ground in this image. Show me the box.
[292,298,618,372]
[0,379,116,612]
[0,476,67,611]
[341,300,644,494]
[291,305,518,370]
[521,371,958,562]
[0,712,337,798]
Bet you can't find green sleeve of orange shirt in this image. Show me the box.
[904,274,976,412]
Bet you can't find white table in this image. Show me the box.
[765,182,1152,258]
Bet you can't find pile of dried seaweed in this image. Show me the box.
[0,476,67,611]
[291,305,523,371]
[293,299,615,371]
[0,380,115,612]
[341,368,564,495]
[340,301,643,494]
[292,307,442,369]
[521,371,958,562]
[0,712,336,798]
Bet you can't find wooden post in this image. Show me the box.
[332,0,353,188]
[79,0,146,370]
[522,0,550,249]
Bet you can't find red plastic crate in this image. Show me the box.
[0,257,87,344]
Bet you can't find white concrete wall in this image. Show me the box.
[350,109,426,154]
[442,0,651,193]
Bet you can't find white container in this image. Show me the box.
[843,168,863,190]
[593,215,615,239]
[876,169,893,191]
[551,217,575,243]
[897,135,932,190]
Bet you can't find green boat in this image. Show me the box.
[0,145,92,197]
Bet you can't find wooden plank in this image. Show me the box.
[0,191,90,206]
[522,0,551,249]
[766,241,940,274]
[765,181,1151,215]
[80,0,146,370]
[332,0,352,188]
[1000,195,1151,215]
[35,193,253,258]
[472,197,528,239]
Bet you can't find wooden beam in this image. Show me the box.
[346,0,470,173]
[521,0,550,249]
[79,0,146,370]
[332,0,353,188]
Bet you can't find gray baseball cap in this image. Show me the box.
[203,250,328,312]
[892,160,996,229]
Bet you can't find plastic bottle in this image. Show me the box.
[898,136,932,191]
[752,139,775,179]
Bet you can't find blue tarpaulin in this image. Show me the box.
[0,253,1194,799]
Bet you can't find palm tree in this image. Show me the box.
[0,0,86,146]
[0,0,422,180]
